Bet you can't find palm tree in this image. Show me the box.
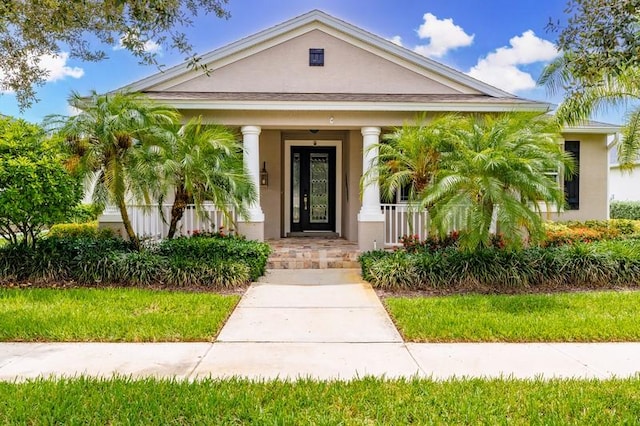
[47,90,179,250]
[367,113,574,250]
[368,114,449,205]
[539,55,640,166]
[156,117,256,239]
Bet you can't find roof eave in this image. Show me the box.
[146,99,551,112]
[562,126,621,134]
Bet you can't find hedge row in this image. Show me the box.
[360,239,640,290]
[0,235,271,288]
[610,201,640,220]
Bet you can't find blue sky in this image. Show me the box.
[0,0,625,124]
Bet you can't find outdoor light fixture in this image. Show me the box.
[260,161,269,186]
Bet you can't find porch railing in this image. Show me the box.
[122,204,235,240]
[382,204,430,247]
[381,204,469,247]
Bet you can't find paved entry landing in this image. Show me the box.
[216,269,400,343]
[194,269,422,379]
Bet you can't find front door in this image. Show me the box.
[291,146,336,232]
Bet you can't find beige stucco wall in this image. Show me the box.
[168,29,468,95]
[343,130,363,242]
[553,133,609,221]
[187,109,426,130]
[259,130,282,239]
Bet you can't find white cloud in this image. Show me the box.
[389,35,403,46]
[414,13,474,58]
[467,30,558,93]
[0,52,84,93]
[39,53,85,81]
[114,36,162,54]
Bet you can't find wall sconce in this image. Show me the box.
[260,161,268,186]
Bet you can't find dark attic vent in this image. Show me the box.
[309,48,324,66]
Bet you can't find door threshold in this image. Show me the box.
[287,231,340,238]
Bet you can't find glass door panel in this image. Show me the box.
[290,147,335,232]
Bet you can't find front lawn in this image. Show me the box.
[385,291,640,342]
[1,377,639,423]
[0,288,239,342]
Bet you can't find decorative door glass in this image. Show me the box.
[292,152,300,224]
[309,153,329,223]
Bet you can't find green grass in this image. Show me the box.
[0,288,239,342]
[0,377,638,424]
[386,291,640,342]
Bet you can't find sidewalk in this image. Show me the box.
[1,269,640,381]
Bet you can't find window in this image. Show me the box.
[564,141,580,210]
[309,48,324,66]
[381,184,411,204]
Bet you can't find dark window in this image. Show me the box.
[309,48,324,66]
[399,184,411,202]
[564,141,580,210]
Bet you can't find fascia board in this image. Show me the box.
[149,99,551,112]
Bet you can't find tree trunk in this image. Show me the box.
[118,200,140,251]
[167,185,188,239]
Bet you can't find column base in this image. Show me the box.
[358,220,385,252]
[236,221,265,242]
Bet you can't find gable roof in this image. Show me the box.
[123,10,539,104]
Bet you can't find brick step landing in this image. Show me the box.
[266,238,361,269]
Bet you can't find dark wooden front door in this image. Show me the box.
[291,146,336,232]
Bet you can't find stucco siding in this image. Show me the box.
[259,130,282,239]
[343,130,362,241]
[166,30,468,95]
[554,133,609,221]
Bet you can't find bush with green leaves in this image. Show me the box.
[0,117,82,248]
[63,204,103,224]
[158,234,271,280]
[48,222,115,239]
[0,234,259,289]
[611,201,640,220]
[360,240,640,290]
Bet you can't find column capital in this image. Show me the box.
[241,125,261,136]
[361,126,381,137]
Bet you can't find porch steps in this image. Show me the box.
[266,238,361,269]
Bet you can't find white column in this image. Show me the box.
[358,126,384,221]
[241,125,264,222]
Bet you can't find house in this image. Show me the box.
[609,143,640,202]
[109,9,618,250]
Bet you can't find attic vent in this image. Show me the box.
[309,48,324,66]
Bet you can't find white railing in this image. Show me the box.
[382,204,469,246]
[124,204,234,240]
[382,204,430,246]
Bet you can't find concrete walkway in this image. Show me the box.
[1,269,640,381]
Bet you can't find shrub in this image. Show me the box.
[366,251,420,289]
[400,231,506,253]
[360,240,640,290]
[359,250,393,281]
[158,235,270,280]
[116,252,167,286]
[0,118,82,248]
[63,204,102,223]
[542,227,604,247]
[165,258,249,288]
[611,201,640,220]
[48,222,114,239]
